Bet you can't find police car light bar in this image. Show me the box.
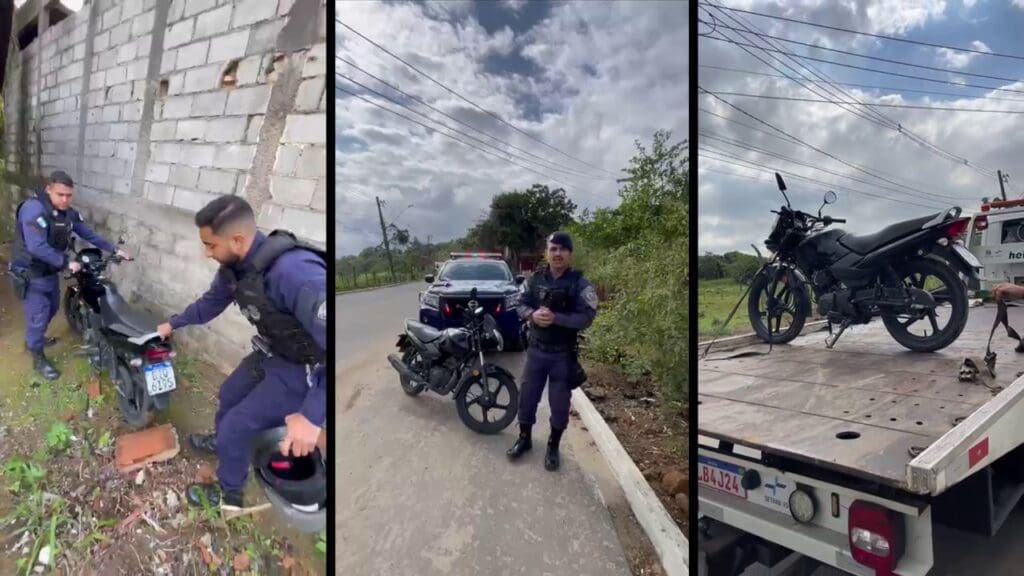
[450,252,503,260]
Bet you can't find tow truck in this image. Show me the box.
[965,198,1024,297]
[698,296,1024,575]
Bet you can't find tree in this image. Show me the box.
[468,184,577,263]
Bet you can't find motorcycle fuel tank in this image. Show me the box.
[796,229,852,271]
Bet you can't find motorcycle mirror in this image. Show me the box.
[470,287,478,299]
[824,190,837,205]
[424,274,434,283]
[774,172,792,208]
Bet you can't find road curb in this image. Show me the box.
[571,388,688,576]
[335,280,419,295]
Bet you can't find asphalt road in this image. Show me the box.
[336,283,632,576]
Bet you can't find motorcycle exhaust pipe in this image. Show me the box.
[387,353,425,385]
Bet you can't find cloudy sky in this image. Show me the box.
[698,0,1024,255]
[337,0,688,256]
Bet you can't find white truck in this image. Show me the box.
[965,198,1024,296]
[697,306,1024,576]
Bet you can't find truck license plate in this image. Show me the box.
[144,362,177,395]
[698,455,747,498]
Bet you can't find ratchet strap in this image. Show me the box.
[961,299,1024,386]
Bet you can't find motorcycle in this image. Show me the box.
[64,237,177,428]
[749,173,982,352]
[387,288,520,434]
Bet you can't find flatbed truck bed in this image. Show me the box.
[697,305,1024,576]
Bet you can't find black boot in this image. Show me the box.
[506,423,533,460]
[186,482,244,510]
[32,352,60,381]
[545,427,565,471]
[189,433,217,455]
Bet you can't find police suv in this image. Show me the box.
[418,252,526,350]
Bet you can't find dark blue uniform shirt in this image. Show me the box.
[17,198,116,269]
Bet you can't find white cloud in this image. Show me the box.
[937,39,991,68]
[698,0,1016,257]
[1013,0,1024,8]
[503,0,530,13]
[338,0,687,255]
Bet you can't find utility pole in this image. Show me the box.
[376,196,396,283]
[998,170,1009,201]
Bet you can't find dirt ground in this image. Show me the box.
[0,255,324,575]
[574,362,688,576]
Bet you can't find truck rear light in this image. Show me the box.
[848,500,903,576]
[975,214,989,231]
[495,304,502,314]
[443,303,453,316]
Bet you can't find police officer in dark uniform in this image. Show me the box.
[507,232,598,471]
[9,170,129,380]
[154,195,326,510]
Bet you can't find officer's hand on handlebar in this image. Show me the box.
[157,322,173,340]
[68,261,82,274]
[115,249,133,261]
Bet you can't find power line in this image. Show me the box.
[703,3,1024,62]
[337,18,618,177]
[699,150,948,211]
[705,21,1024,85]
[705,91,1024,114]
[697,107,969,199]
[701,34,1024,96]
[336,55,615,182]
[701,1,996,177]
[337,71,588,191]
[337,80,585,194]
[698,64,1024,104]
[700,131,977,201]
[699,86,967,202]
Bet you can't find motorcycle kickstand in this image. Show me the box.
[825,319,850,349]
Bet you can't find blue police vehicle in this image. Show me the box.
[419,253,526,350]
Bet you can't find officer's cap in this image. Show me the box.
[547,231,573,252]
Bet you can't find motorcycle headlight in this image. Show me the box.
[504,293,520,309]
[422,292,439,309]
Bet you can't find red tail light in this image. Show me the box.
[145,348,173,362]
[945,217,969,239]
[495,304,503,314]
[848,501,903,576]
[975,214,989,231]
[270,460,291,471]
[443,303,453,316]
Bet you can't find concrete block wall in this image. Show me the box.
[3,0,327,373]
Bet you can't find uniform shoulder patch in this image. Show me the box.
[35,216,48,229]
[582,285,599,310]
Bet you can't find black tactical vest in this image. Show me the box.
[528,267,582,351]
[223,230,327,366]
[14,190,78,276]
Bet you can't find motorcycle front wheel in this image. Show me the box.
[748,268,810,345]
[881,257,968,353]
[63,287,87,336]
[455,367,519,434]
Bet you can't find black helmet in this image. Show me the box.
[251,427,326,533]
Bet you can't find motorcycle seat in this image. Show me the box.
[406,320,443,343]
[839,213,940,255]
[99,285,161,338]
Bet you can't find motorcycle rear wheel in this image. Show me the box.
[881,257,968,353]
[115,361,155,429]
[63,287,86,336]
[399,349,426,396]
[455,368,519,434]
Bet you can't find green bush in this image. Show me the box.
[570,130,687,401]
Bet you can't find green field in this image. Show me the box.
[335,270,425,292]
[698,278,753,340]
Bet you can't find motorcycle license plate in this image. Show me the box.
[954,243,982,269]
[144,362,177,395]
[698,455,747,498]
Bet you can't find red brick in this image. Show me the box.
[115,424,180,473]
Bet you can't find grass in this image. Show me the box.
[698,278,753,340]
[335,270,425,292]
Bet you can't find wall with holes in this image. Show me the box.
[3,0,327,373]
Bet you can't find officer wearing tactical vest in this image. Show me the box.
[508,232,598,471]
[9,171,130,380]
[154,195,326,510]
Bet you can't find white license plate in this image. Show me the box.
[144,362,177,395]
[698,456,747,498]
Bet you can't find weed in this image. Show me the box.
[96,430,112,450]
[2,456,44,494]
[44,423,72,454]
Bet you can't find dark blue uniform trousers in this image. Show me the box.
[518,347,572,431]
[23,275,60,353]
[214,355,309,491]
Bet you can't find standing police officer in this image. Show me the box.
[507,232,598,471]
[155,195,326,510]
[9,171,129,380]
